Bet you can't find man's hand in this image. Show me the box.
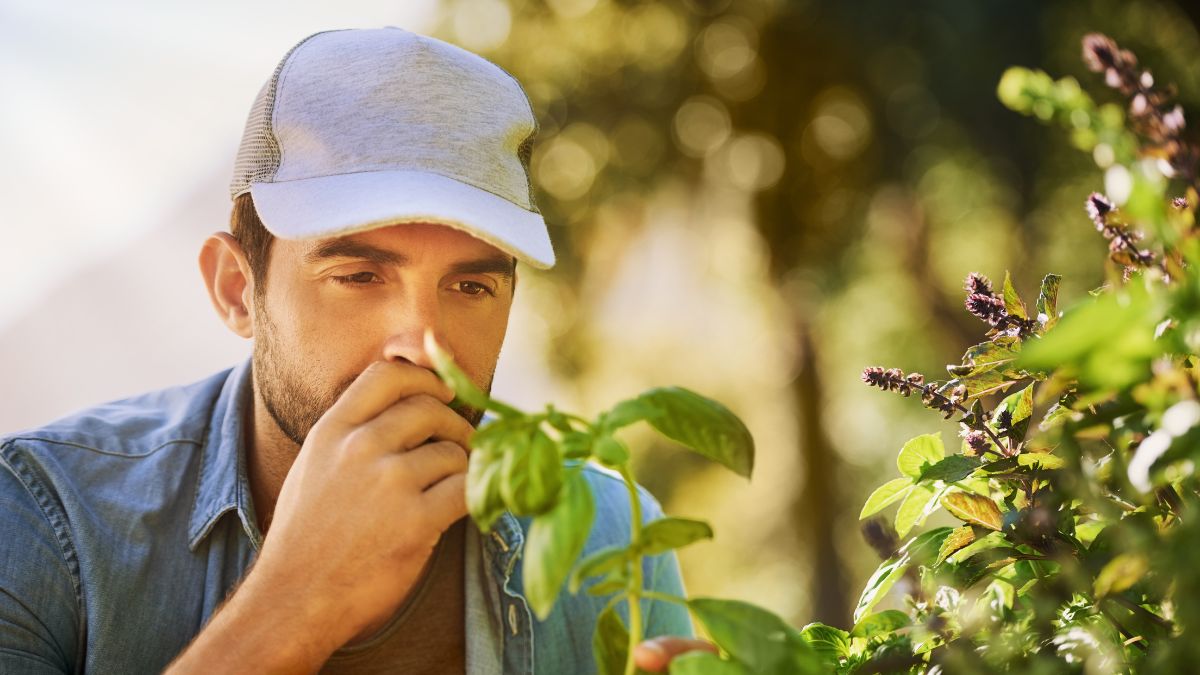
[168,360,473,672]
[634,636,720,672]
[259,360,473,644]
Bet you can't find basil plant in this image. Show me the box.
[427,332,834,674]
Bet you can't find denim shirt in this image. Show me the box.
[0,357,693,673]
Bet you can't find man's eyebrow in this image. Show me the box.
[303,239,409,266]
[303,239,515,280]
[449,256,517,280]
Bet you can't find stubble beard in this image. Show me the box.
[252,299,489,448]
[253,301,349,447]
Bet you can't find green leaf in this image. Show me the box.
[638,388,755,478]
[849,610,910,640]
[639,517,714,556]
[602,396,663,431]
[1016,284,1165,389]
[958,377,1018,400]
[859,477,913,519]
[895,483,942,538]
[937,526,977,565]
[524,470,595,619]
[561,431,593,459]
[991,383,1035,441]
[1016,452,1066,470]
[424,330,494,411]
[953,339,1022,380]
[466,450,506,532]
[467,417,529,531]
[592,603,629,675]
[798,622,851,662]
[1002,271,1028,319]
[569,545,628,594]
[918,455,983,484]
[946,530,1008,565]
[687,598,820,675]
[903,526,956,566]
[979,456,1019,473]
[941,492,1003,531]
[668,652,751,675]
[470,414,528,454]
[1035,273,1062,330]
[964,337,1022,367]
[500,428,563,516]
[592,435,631,467]
[853,554,910,623]
[1093,553,1149,598]
[896,433,946,479]
[953,547,1022,589]
[1039,401,1079,431]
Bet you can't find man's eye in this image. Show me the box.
[331,272,380,286]
[457,281,495,297]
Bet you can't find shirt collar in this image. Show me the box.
[187,356,262,551]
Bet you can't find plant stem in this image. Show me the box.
[1109,595,1174,633]
[619,464,644,675]
[565,412,595,430]
[1098,604,1149,652]
[642,590,688,606]
[921,383,1009,453]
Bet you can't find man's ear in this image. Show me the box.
[199,232,256,339]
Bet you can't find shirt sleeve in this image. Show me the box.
[0,444,81,673]
[636,491,696,640]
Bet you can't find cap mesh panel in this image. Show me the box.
[229,33,327,199]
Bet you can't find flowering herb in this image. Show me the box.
[818,33,1200,673]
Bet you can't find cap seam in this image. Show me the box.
[270,30,346,187]
[491,61,542,216]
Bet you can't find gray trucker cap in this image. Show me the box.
[229,27,554,269]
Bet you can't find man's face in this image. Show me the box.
[250,222,516,445]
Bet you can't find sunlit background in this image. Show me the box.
[4,0,1200,630]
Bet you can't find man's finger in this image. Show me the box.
[420,473,469,531]
[391,441,469,489]
[355,394,475,453]
[633,637,719,672]
[326,360,455,426]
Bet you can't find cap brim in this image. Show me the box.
[249,170,555,269]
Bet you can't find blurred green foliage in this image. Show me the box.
[426,0,1200,634]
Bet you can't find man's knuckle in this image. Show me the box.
[342,427,379,455]
[441,441,469,467]
[380,460,411,489]
[414,393,444,413]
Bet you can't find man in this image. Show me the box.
[0,27,695,673]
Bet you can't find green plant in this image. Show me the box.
[433,31,1200,674]
[425,333,830,675]
[822,32,1200,672]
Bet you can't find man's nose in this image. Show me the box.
[380,291,445,370]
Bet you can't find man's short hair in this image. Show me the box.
[230,193,274,299]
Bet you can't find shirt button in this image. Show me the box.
[507,603,519,635]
